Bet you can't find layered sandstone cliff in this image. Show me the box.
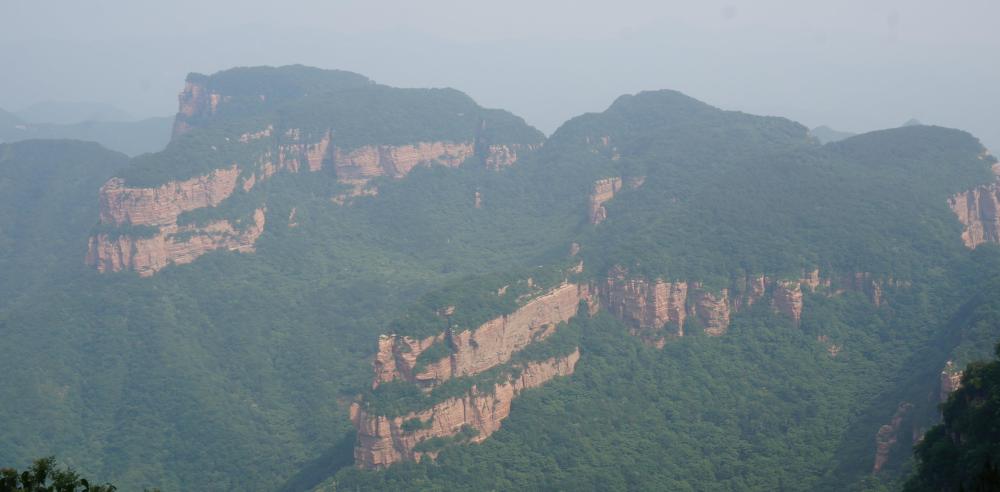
[172,79,230,138]
[373,282,592,389]
[86,165,271,276]
[352,350,579,469]
[87,208,265,276]
[602,267,888,345]
[354,279,590,468]
[332,141,475,201]
[948,161,1000,248]
[589,177,623,225]
[483,143,541,170]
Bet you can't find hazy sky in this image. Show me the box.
[3,0,998,149]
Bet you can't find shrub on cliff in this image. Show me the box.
[904,343,1000,492]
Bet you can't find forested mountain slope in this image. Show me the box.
[1,66,998,491]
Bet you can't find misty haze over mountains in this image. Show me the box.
[2,0,998,151]
[3,2,1000,491]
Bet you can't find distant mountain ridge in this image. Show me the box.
[16,100,135,125]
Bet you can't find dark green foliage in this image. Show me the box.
[401,418,433,432]
[413,341,454,373]
[413,426,479,453]
[4,72,1000,492]
[904,344,1000,492]
[0,457,116,491]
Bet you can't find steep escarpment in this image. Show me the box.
[88,66,546,276]
[602,266,888,345]
[373,281,592,389]
[351,350,579,469]
[948,161,1000,248]
[353,276,590,468]
[588,177,622,225]
[86,166,268,276]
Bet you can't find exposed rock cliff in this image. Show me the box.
[87,208,265,277]
[97,166,241,227]
[873,402,913,474]
[373,282,592,389]
[772,280,804,326]
[351,350,579,469]
[940,360,963,403]
[482,143,540,170]
[589,177,623,225]
[691,286,731,336]
[332,141,475,201]
[86,164,271,276]
[603,266,686,346]
[602,267,888,344]
[172,79,229,138]
[948,161,1000,249]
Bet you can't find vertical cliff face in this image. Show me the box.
[373,282,592,389]
[602,267,888,345]
[691,286,731,336]
[873,402,913,474]
[332,141,476,201]
[771,280,804,326]
[351,350,579,469]
[589,177,623,225]
[603,266,686,345]
[172,79,230,138]
[354,278,588,469]
[86,208,266,276]
[948,162,1000,249]
[949,183,1000,249]
[940,360,964,403]
[86,165,272,276]
[97,166,241,227]
[482,143,541,170]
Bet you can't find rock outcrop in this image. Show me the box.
[589,177,623,225]
[86,165,271,276]
[172,79,229,138]
[948,161,1000,249]
[602,267,888,344]
[353,278,591,468]
[96,166,241,227]
[332,141,475,201]
[603,267,687,346]
[940,360,963,403]
[351,350,579,469]
[691,287,731,336]
[87,208,265,277]
[873,402,913,474]
[771,280,804,326]
[373,282,592,389]
[483,143,540,170]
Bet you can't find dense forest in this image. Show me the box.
[1,66,998,491]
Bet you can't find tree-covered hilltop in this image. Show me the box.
[905,344,1000,492]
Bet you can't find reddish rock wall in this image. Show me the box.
[589,177,623,225]
[86,208,266,277]
[373,282,591,389]
[352,350,579,469]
